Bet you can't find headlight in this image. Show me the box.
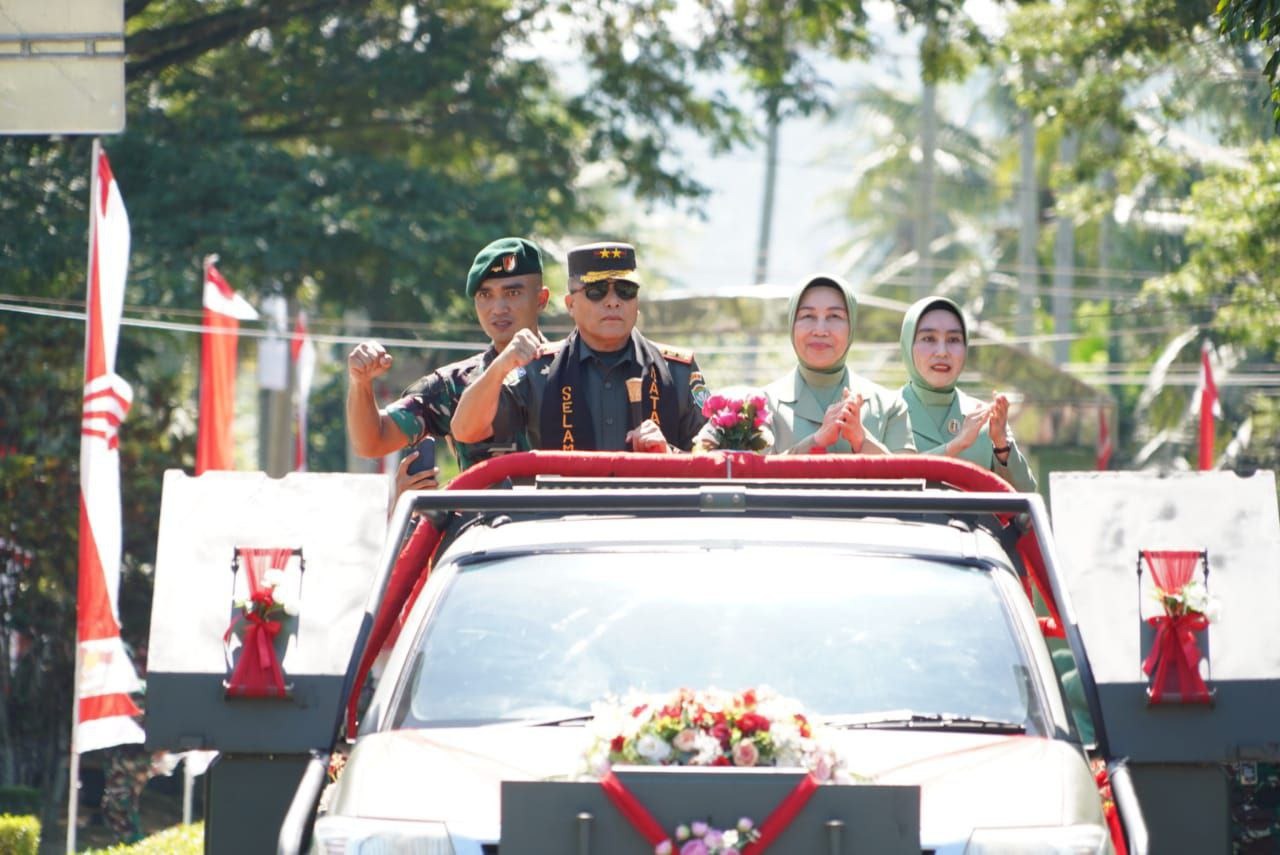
[964,824,1110,854]
[310,816,456,855]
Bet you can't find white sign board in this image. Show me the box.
[0,0,126,134]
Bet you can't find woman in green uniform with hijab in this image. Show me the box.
[899,295,1036,490]
[762,274,915,454]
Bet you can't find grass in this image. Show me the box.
[82,823,202,854]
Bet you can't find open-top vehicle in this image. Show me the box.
[144,453,1280,854]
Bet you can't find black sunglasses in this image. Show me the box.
[573,279,640,302]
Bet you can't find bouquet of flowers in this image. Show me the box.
[583,686,851,784]
[657,818,759,855]
[699,392,772,453]
[1152,577,1216,620]
[236,567,298,624]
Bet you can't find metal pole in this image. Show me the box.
[753,97,780,288]
[917,31,937,301]
[1017,106,1037,340]
[183,756,194,825]
[1052,132,1078,365]
[66,137,102,855]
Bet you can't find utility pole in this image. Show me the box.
[257,292,293,476]
[1017,105,1038,340]
[1052,132,1078,366]
[916,20,938,301]
[753,96,781,287]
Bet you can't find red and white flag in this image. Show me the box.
[1197,341,1221,471]
[75,145,144,753]
[291,311,317,471]
[196,259,258,474]
[1096,407,1113,471]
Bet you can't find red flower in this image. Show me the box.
[611,735,626,753]
[794,714,812,738]
[711,722,732,749]
[741,689,758,708]
[712,756,731,766]
[738,712,771,736]
[250,589,276,609]
[631,703,649,718]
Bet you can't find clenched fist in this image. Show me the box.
[348,340,392,384]
[496,328,541,374]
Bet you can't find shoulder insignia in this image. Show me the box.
[655,342,694,365]
[535,339,566,359]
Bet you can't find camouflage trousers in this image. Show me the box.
[100,745,153,842]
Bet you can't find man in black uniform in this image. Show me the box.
[346,237,549,472]
[452,241,709,452]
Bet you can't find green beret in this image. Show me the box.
[466,237,545,297]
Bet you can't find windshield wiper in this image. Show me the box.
[824,710,1026,733]
[522,713,596,727]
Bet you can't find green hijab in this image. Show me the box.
[899,296,967,404]
[788,274,859,396]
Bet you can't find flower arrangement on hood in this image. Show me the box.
[698,392,773,453]
[583,687,851,784]
[657,818,759,855]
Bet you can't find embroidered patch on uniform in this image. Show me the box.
[689,371,705,386]
[504,366,526,385]
[691,383,710,409]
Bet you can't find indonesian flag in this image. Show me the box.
[196,259,258,474]
[1197,341,1221,471]
[75,145,144,753]
[291,311,317,471]
[1096,407,1113,471]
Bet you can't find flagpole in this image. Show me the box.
[65,137,103,855]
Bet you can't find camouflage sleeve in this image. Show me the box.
[385,371,455,445]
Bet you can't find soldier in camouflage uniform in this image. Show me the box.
[99,744,154,843]
[347,237,550,474]
[453,242,709,452]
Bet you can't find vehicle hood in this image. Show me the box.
[329,726,1103,847]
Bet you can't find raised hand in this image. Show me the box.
[496,327,541,374]
[988,393,1010,446]
[839,392,867,452]
[348,340,392,384]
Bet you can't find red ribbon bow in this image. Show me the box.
[226,610,288,697]
[1142,612,1210,704]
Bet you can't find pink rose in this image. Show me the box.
[673,729,699,752]
[732,739,760,766]
[701,394,729,417]
[712,408,740,429]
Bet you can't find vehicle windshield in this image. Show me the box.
[391,546,1039,729]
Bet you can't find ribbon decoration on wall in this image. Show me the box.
[224,546,302,699]
[1140,549,1212,704]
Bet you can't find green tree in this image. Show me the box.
[1217,0,1280,125]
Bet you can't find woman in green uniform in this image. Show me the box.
[762,274,915,454]
[899,295,1036,490]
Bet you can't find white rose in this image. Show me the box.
[635,733,672,762]
[262,568,285,589]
